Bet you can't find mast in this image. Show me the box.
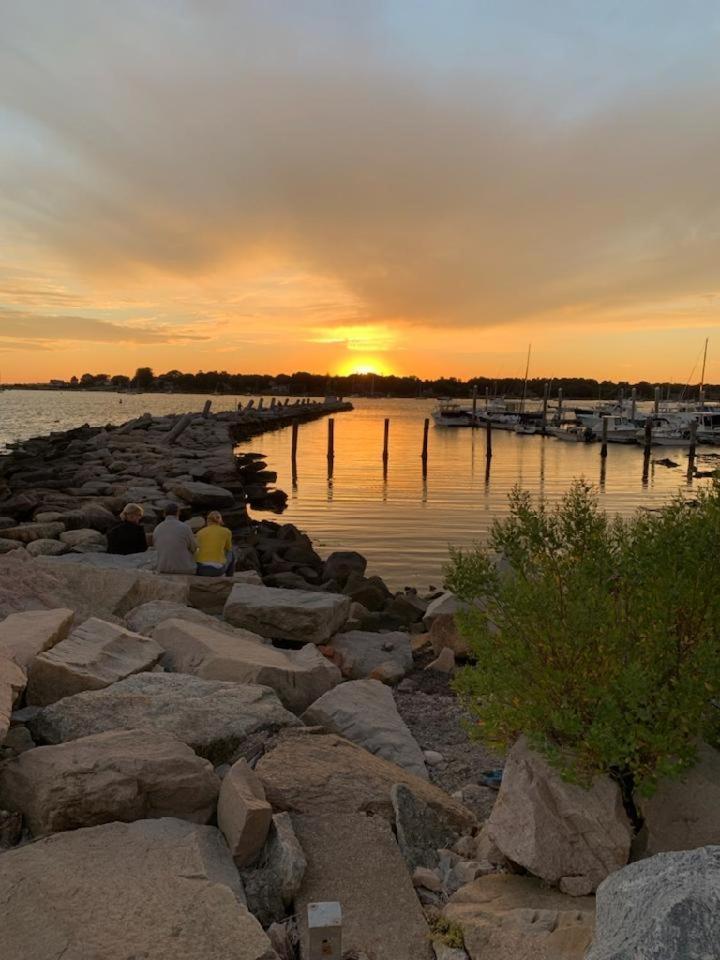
[699,337,709,407]
[520,343,532,414]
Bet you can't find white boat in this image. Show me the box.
[585,415,639,443]
[514,422,537,435]
[695,412,720,445]
[548,425,594,443]
[485,413,521,431]
[640,427,693,447]
[431,400,477,428]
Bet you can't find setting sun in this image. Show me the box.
[337,358,391,377]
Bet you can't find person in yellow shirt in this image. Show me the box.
[195,511,235,577]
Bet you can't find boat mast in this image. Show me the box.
[699,337,709,407]
[520,343,532,414]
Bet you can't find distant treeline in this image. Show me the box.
[7,367,719,401]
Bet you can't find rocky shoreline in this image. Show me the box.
[0,408,717,959]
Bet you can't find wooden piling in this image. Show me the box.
[421,418,429,463]
[471,385,478,421]
[327,418,335,461]
[644,416,653,454]
[542,382,549,433]
[654,386,660,417]
[258,398,264,410]
[486,419,493,460]
[382,418,389,465]
[291,420,299,465]
[687,419,698,477]
[201,399,212,419]
[166,412,194,444]
[601,416,609,458]
[557,387,564,424]
[630,387,637,422]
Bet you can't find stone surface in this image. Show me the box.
[429,614,470,657]
[27,617,163,706]
[217,758,272,866]
[445,874,595,960]
[302,679,427,778]
[29,672,300,763]
[323,550,367,586]
[486,737,632,894]
[35,557,190,619]
[294,813,432,960]
[59,528,107,549]
[0,818,276,960]
[1,522,65,543]
[327,629,413,679]
[170,480,236,508]
[0,728,219,835]
[188,576,234,613]
[393,782,458,871]
[0,808,22,848]
[426,647,456,673]
[26,538,69,557]
[1,655,26,743]
[637,742,720,857]
[241,812,307,927]
[0,607,74,671]
[124,599,242,637]
[423,591,466,626]
[256,731,474,833]
[0,538,25,553]
[224,582,350,644]
[154,619,341,714]
[587,846,720,960]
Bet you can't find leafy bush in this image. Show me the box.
[428,916,465,949]
[447,479,720,795]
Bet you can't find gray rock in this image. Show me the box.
[323,550,367,586]
[124,600,240,637]
[392,783,457,872]
[1,522,65,543]
[0,538,25,554]
[0,608,75,671]
[28,672,300,764]
[587,846,720,960]
[328,630,413,680]
[154,618,341,714]
[26,618,163,706]
[0,809,22,848]
[0,728,220,835]
[224,582,351,644]
[302,679,427,778]
[59,528,107,549]
[217,758,272,867]
[294,813,432,960]
[25,539,69,557]
[486,736,632,895]
[0,818,276,960]
[170,480,235,508]
[241,812,307,927]
[637,743,720,857]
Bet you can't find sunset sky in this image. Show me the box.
[1,1,719,383]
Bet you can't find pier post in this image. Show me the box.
[471,385,478,422]
[486,419,493,460]
[541,382,549,433]
[630,387,637,422]
[237,401,243,412]
[258,398,264,410]
[556,387,563,424]
[327,418,335,463]
[421,418,429,463]
[653,386,660,417]
[687,419,698,478]
[601,416,609,458]
[382,418,389,467]
[291,421,299,474]
[201,399,212,419]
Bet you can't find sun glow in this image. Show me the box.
[337,357,390,377]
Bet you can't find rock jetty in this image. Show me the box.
[1,405,719,958]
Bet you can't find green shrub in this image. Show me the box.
[447,479,720,795]
[428,916,465,949]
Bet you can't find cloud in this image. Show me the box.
[0,0,719,345]
[0,308,209,345]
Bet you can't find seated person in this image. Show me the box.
[153,503,198,574]
[195,511,235,577]
[106,502,148,555]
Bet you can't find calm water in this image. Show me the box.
[1,391,715,588]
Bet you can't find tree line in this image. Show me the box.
[10,367,719,401]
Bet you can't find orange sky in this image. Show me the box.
[1,3,719,384]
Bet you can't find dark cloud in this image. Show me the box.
[1,2,719,331]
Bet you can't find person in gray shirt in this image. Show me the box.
[152,503,197,574]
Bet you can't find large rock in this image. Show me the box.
[28,672,300,764]
[26,538,69,557]
[255,730,474,833]
[1,522,65,543]
[59,528,107,550]
[445,874,595,960]
[0,728,219,835]
[217,758,272,866]
[302,679,427,777]
[0,538,24,554]
[124,599,244,638]
[486,737,632,894]
[294,813,432,960]
[1,655,26,743]
[171,480,235,508]
[224,583,350,644]
[0,818,276,960]
[242,812,307,928]
[0,608,74,670]
[26,618,163,706]
[392,782,457,872]
[35,558,189,619]
[637,742,720,857]
[326,629,413,680]
[322,550,367,586]
[587,846,720,960]
[154,619,341,714]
